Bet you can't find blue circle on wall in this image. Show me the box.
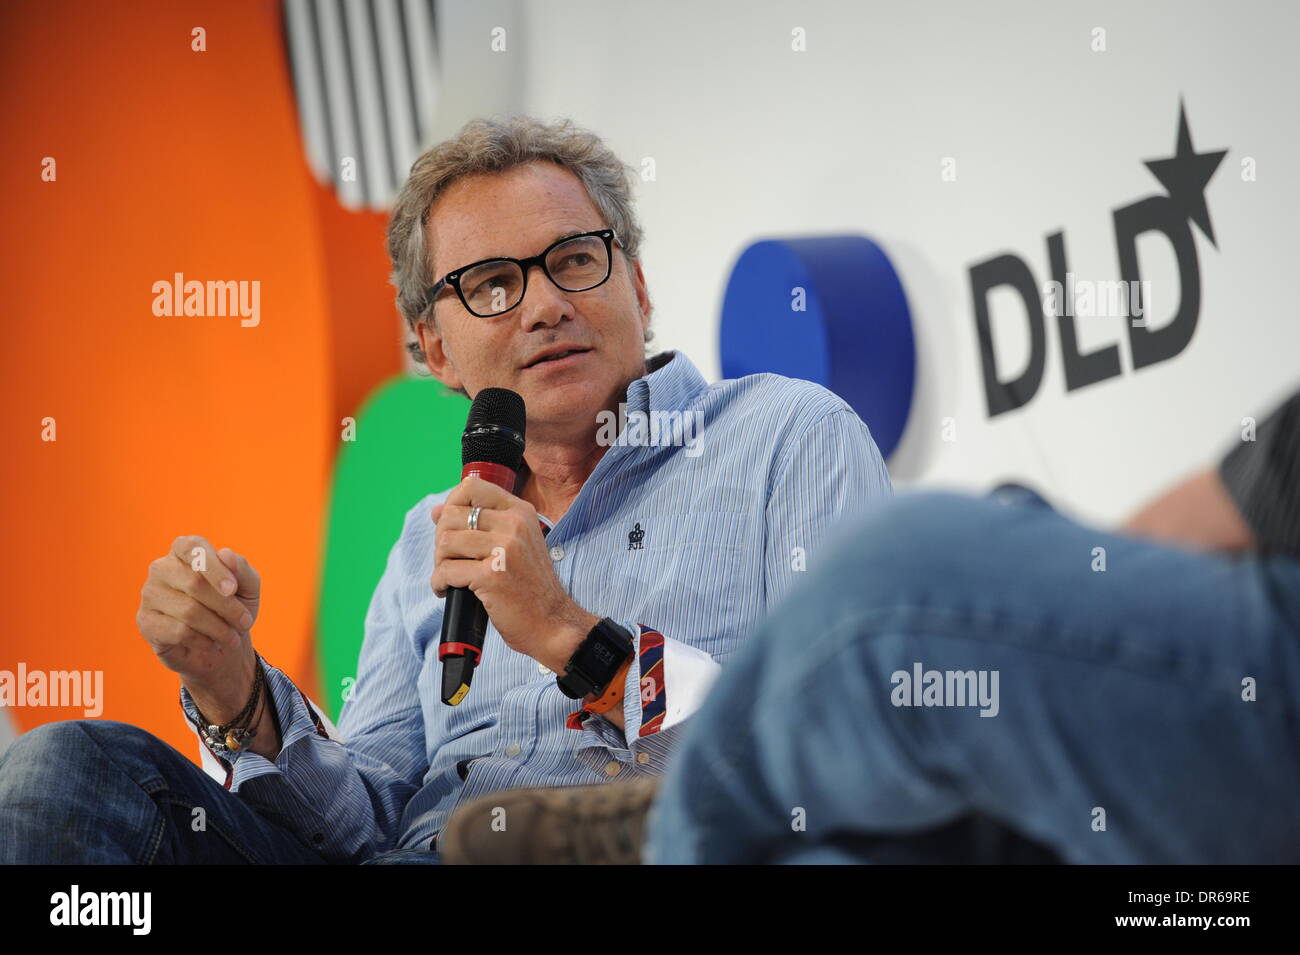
[719,235,915,458]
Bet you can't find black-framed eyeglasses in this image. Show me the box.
[424,228,621,318]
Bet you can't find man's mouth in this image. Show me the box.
[522,347,592,369]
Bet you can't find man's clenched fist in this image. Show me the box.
[136,535,260,692]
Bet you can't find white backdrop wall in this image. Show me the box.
[442,0,1299,525]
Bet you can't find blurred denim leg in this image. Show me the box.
[645,492,1300,864]
[989,481,1055,511]
[0,719,329,864]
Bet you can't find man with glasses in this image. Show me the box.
[0,115,892,864]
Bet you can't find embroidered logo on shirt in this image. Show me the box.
[628,523,645,550]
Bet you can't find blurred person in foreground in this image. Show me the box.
[439,389,1300,864]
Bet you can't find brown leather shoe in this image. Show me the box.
[438,776,660,865]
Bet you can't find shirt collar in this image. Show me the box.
[525,349,707,533]
[624,349,708,417]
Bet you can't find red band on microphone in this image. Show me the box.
[462,461,517,491]
[438,642,483,662]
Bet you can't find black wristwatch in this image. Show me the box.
[556,618,635,699]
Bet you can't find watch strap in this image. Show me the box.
[580,655,632,715]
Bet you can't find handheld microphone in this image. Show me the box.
[439,387,526,706]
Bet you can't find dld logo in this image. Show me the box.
[969,101,1228,418]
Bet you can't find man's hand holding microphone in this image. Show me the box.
[135,535,281,760]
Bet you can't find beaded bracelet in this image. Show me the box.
[195,654,266,757]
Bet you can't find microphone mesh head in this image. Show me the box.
[462,388,526,468]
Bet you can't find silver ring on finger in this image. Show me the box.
[467,505,482,531]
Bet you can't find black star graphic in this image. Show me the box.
[1143,99,1228,246]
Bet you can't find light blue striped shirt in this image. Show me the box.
[180,349,892,862]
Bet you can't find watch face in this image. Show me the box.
[591,641,618,667]
[562,621,630,694]
[573,643,605,676]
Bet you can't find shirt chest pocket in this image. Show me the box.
[578,511,762,657]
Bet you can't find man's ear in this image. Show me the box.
[416,316,465,393]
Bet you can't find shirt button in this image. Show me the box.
[537,663,552,675]
[504,743,521,757]
[636,752,650,765]
[549,545,565,561]
[311,832,324,844]
[604,761,621,777]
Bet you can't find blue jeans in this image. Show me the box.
[0,720,440,864]
[644,492,1300,864]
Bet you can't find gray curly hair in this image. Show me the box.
[386,114,653,387]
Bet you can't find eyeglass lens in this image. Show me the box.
[459,234,610,315]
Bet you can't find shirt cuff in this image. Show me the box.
[179,662,337,791]
[179,686,234,788]
[569,623,721,777]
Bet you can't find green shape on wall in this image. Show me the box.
[317,374,468,721]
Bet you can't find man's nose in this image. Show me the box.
[517,261,573,331]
